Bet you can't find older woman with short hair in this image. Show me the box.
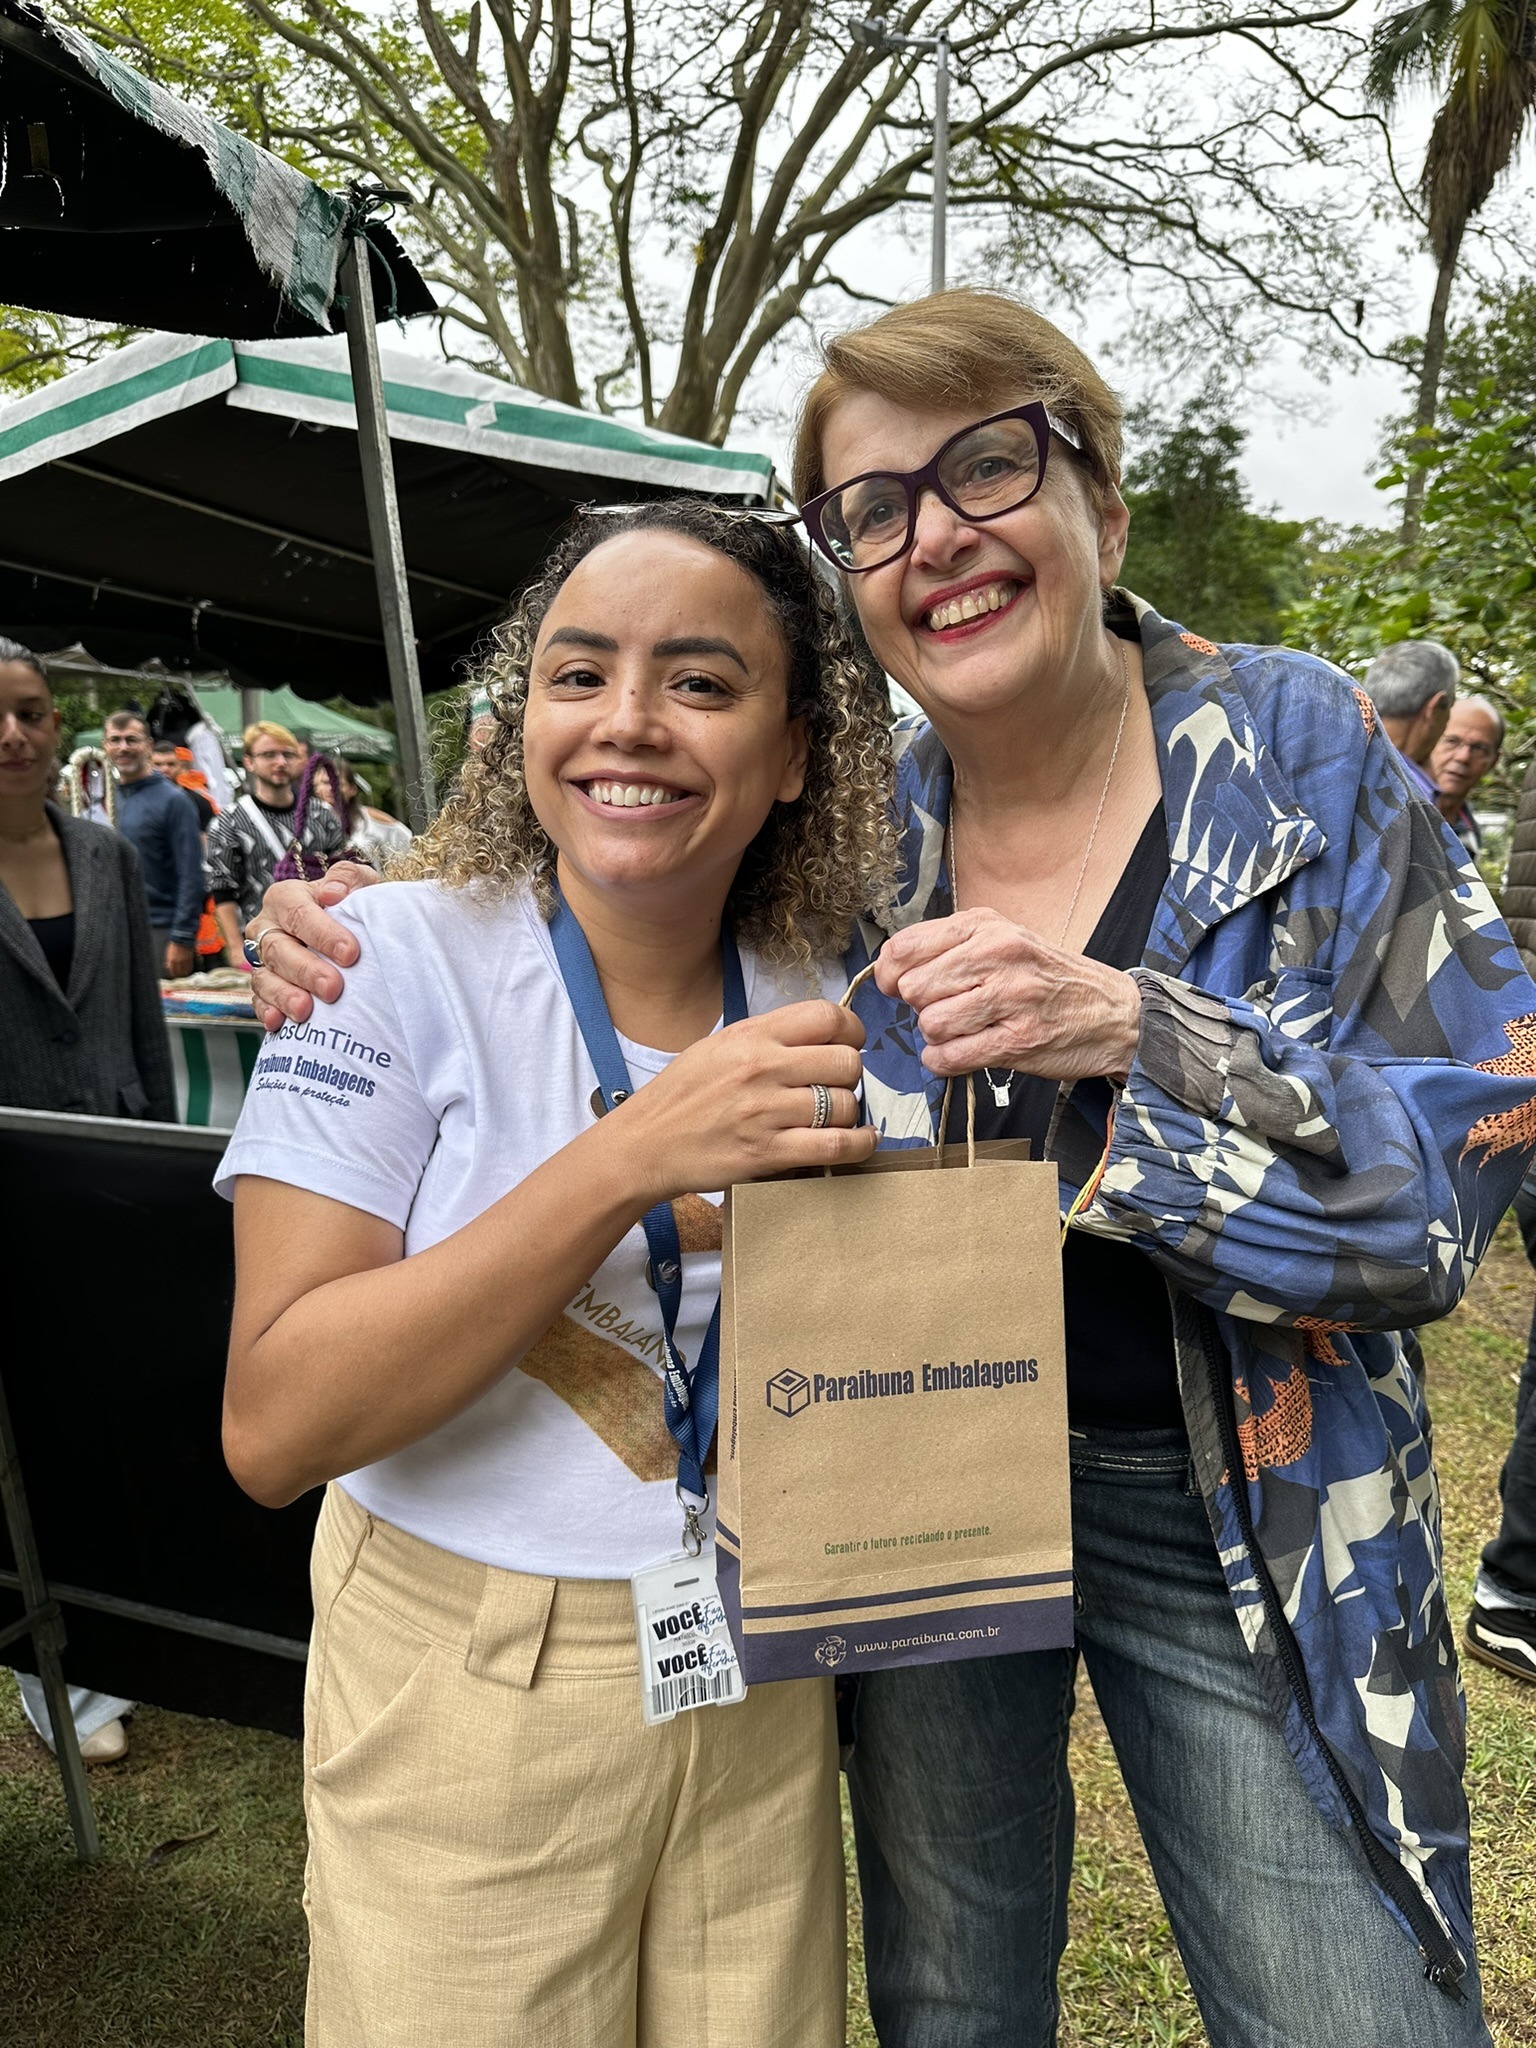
[795,291,1530,2048]
[250,292,1536,2048]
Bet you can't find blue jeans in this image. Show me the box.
[846,1428,1490,2048]
[1476,1166,1536,1610]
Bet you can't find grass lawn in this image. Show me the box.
[4,1232,1534,2046]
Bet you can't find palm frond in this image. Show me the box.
[1422,40,1536,253]
[1454,0,1519,115]
[1367,0,1459,103]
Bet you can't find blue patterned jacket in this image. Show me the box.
[845,598,1536,1986]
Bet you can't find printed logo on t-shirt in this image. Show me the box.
[518,1193,723,1482]
[254,1019,394,1110]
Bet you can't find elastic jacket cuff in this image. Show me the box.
[1126,968,1236,1121]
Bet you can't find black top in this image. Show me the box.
[166,777,217,832]
[0,804,177,1121]
[945,804,1181,1430]
[27,911,75,991]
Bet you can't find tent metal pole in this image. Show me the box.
[0,1365,99,1861]
[0,1569,309,1662]
[340,241,436,831]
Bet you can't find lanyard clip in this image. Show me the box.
[677,1484,707,1557]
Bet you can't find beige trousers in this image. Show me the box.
[303,1485,845,2048]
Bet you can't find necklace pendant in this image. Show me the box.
[988,1075,1013,1109]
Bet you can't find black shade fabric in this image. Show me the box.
[0,1115,316,1736]
[0,0,431,338]
[0,400,674,700]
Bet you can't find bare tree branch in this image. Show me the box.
[55,0,1420,442]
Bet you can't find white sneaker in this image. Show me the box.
[78,1718,129,1763]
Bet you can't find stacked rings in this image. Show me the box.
[809,1083,833,1130]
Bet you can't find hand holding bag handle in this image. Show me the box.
[836,956,976,1171]
[840,957,1107,1243]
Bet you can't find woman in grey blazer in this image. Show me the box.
[0,639,174,1121]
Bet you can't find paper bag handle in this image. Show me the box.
[841,962,1112,1244]
[838,959,975,1170]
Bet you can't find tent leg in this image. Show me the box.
[0,1368,99,1861]
[340,240,437,833]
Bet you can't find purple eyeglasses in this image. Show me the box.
[800,402,1083,573]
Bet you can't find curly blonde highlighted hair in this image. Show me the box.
[394,501,898,969]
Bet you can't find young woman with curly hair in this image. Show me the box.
[217,502,895,2048]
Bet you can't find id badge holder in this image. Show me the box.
[630,1546,747,1727]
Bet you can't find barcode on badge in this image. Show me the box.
[650,1667,743,1719]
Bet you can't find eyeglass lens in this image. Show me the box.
[817,414,1046,570]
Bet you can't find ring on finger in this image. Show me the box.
[809,1082,832,1131]
[241,927,274,972]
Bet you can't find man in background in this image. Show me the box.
[1429,695,1503,855]
[103,709,203,979]
[152,738,218,832]
[1362,640,1459,803]
[205,721,342,960]
[153,738,228,968]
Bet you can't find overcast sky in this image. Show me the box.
[392,84,1531,534]
[735,210,1475,533]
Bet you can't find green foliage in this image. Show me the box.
[1286,282,1536,782]
[1440,282,1536,447]
[0,307,134,393]
[1286,388,1536,740]
[1120,395,1309,647]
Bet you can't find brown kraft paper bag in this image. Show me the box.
[715,1085,1071,1683]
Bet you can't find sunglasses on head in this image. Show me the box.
[580,501,800,529]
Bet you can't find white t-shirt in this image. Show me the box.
[215,882,842,1580]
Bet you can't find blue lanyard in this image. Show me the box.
[547,889,747,1540]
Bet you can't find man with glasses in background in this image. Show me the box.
[206,721,341,964]
[1430,694,1504,855]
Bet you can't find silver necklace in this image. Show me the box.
[947,638,1131,1110]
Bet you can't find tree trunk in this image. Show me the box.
[1402,217,1465,546]
[517,271,583,409]
[656,352,726,445]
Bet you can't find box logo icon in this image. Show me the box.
[766,1369,811,1417]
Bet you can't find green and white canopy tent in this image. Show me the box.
[0,328,776,719]
[0,0,444,821]
[69,678,399,765]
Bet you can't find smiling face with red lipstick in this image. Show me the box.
[816,387,1130,733]
[788,289,1163,1093]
